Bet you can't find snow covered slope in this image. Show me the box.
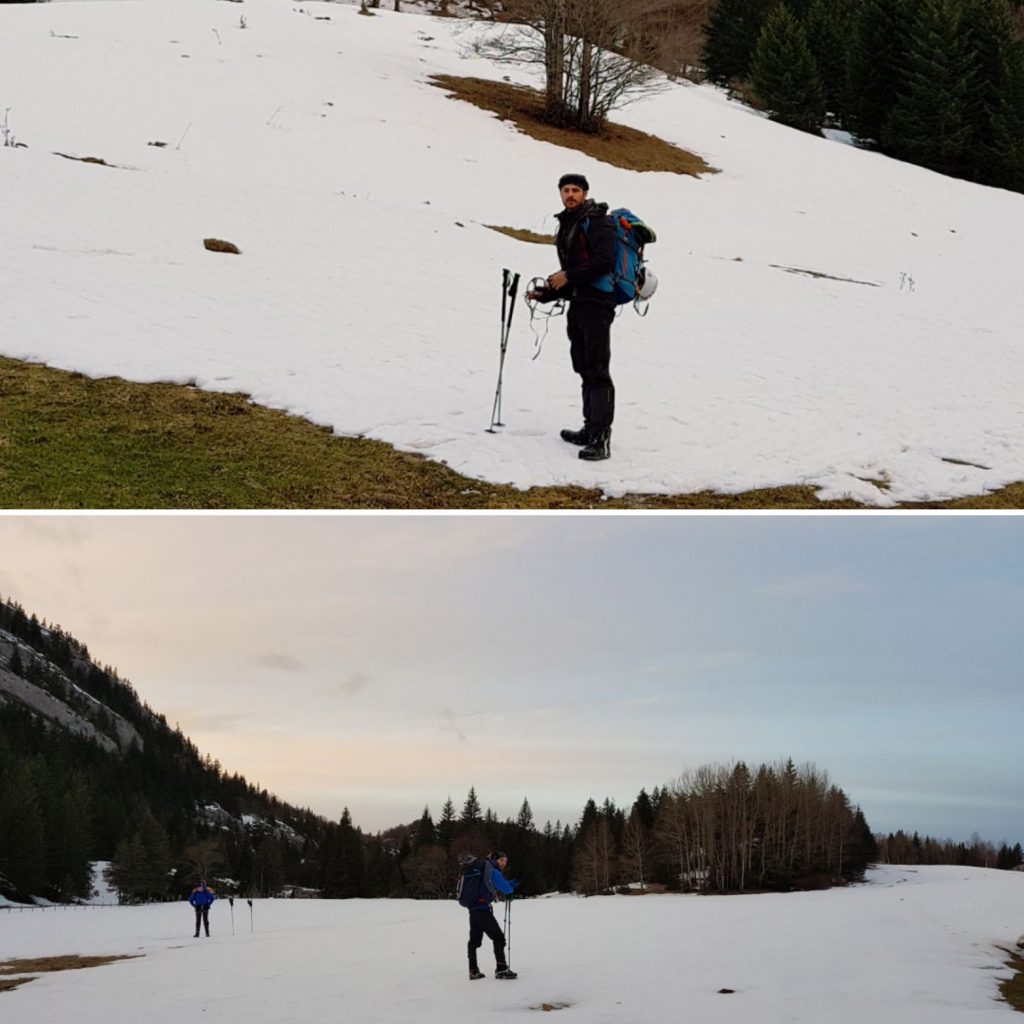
[2,0,1023,504]
[1,866,1021,1023]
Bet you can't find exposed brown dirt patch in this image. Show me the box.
[0,954,141,975]
[430,75,715,176]
[999,947,1024,1012]
[54,153,116,167]
[0,978,35,992]
[486,225,555,244]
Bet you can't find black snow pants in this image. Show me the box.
[567,300,616,433]
[467,907,506,968]
[194,905,210,937]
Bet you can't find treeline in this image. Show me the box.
[703,0,1024,192]
[292,759,877,902]
[877,830,1024,869]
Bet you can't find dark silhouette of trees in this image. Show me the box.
[701,0,1024,192]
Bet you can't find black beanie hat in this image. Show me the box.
[558,173,590,191]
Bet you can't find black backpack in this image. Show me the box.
[456,857,486,908]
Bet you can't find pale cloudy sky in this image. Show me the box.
[0,514,1020,844]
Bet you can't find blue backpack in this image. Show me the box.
[456,857,486,908]
[585,208,657,305]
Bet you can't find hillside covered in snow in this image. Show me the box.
[2,0,1024,505]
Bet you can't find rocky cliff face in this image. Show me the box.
[0,627,142,755]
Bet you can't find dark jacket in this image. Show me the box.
[540,200,616,304]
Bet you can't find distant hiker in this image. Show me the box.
[458,851,518,980]
[189,880,216,938]
[528,173,618,462]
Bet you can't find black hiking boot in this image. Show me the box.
[579,428,611,461]
[560,425,590,446]
[469,967,485,981]
[495,963,518,979]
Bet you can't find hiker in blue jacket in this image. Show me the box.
[189,880,216,938]
[528,173,618,462]
[467,852,518,980]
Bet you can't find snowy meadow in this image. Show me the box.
[3,0,1024,504]
[1,866,1022,1023]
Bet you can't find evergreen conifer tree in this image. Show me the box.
[46,773,94,899]
[516,798,535,832]
[704,0,781,85]
[324,808,364,897]
[803,0,859,119]
[413,806,437,848]
[460,786,483,827]
[849,0,916,142]
[962,0,1024,190]
[751,5,827,133]
[437,797,457,849]
[0,764,47,898]
[882,0,976,178]
[108,833,150,903]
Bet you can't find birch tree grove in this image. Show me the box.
[653,759,875,892]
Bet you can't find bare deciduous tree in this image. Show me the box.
[472,0,682,132]
[183,836,225,882]
[402,845,451,898]
[572,816,614,893]
[621,810,649,890]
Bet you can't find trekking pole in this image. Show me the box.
[487,268,520,433]
[504,895,512,967]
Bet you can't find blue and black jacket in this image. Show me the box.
[476,858,516,909]
[189,884,216,909]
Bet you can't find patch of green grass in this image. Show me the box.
[1000,948,1024,1012]
[2,356,1022,509]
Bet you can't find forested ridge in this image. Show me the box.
[1,597,1019,905]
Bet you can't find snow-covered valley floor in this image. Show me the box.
[1,866,1022,1023]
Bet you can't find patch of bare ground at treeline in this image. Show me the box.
[430,75,716,177]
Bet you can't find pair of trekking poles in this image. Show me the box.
[487,268,520,434]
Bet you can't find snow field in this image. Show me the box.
[1,866,1021,1024]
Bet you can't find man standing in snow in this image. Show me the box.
[466,852,518,980]
[528,173,618,462]
[189,880,216,938]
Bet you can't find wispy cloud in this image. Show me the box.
[326,671,372,696]
[250,652,306,673]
